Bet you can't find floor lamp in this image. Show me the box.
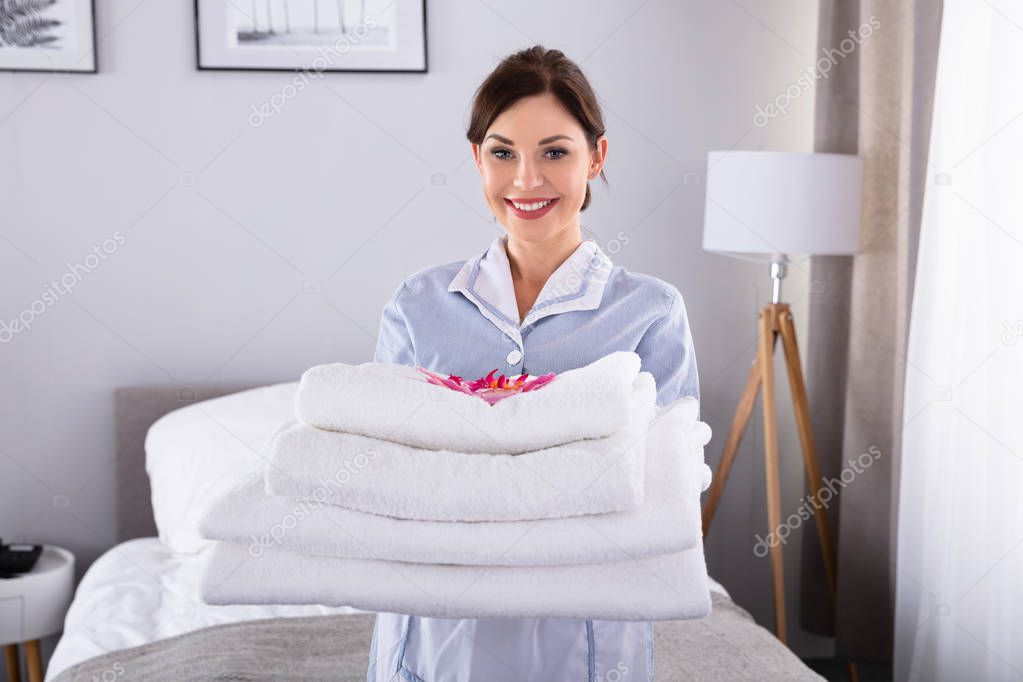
[700,151,863,675]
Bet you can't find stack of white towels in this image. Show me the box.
[199,351,714,621]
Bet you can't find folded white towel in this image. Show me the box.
[201,540,712,621]
[294,351,643,454]
[200,398,712,565]
[267,373,658,522]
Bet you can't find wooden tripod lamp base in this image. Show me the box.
[700,149,866,680]
[700,302,858,680]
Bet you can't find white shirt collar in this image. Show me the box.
[447,233,614,343]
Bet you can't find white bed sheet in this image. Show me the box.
[47,537,730,681]
[45,538,365,681]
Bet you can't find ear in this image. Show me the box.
[588,135,608,180]
[471,143,483,173]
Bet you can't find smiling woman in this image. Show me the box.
[466,46,611,322]
[366,45,701,682]
[467,46,609,213]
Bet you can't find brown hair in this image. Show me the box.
[466,45,608,212]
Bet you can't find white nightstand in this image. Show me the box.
[0,546,74,682]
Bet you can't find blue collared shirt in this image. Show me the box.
[367,233,699,682]
[374,233,699,406]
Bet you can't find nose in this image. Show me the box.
[513,156,542,191]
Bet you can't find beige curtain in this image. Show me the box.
[801,0,942,661]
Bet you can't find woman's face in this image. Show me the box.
[472,93,607,243]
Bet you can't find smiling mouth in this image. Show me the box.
[505,198,557,211]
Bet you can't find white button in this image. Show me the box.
[506,349,522,365]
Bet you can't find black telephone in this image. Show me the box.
[0,539,43,578]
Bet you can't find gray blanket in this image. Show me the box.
[51,593,823,681]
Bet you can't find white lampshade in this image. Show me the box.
[702,151,863,260]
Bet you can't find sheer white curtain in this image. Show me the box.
[895,1,1023,680]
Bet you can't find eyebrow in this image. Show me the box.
[483,134,573,146]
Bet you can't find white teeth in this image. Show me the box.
[511,199,552,211]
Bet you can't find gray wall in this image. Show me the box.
[0,0,831,665]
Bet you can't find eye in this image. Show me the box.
[490,148,513,160]
[545,148,568,160]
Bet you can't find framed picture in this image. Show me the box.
[0,0,97,73]
[195,0,427,73]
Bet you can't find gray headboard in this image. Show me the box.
[114,385,257,542]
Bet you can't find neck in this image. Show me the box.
[504,226,583,288]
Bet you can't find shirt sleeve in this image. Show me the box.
[634,288,700,406]
[373,281,416,366]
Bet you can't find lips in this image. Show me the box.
[504,197,560,220]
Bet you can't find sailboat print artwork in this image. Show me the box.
[196,0,426,72]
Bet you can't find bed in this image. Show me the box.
[45,384,824,681]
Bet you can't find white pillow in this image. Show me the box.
[145,382,298,554]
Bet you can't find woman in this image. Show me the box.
[368,45,699,682]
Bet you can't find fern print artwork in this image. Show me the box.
[0,0,62,48]
[0,0,94,72]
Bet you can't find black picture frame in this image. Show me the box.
[194,0,428,73]
[0,0,98,73]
